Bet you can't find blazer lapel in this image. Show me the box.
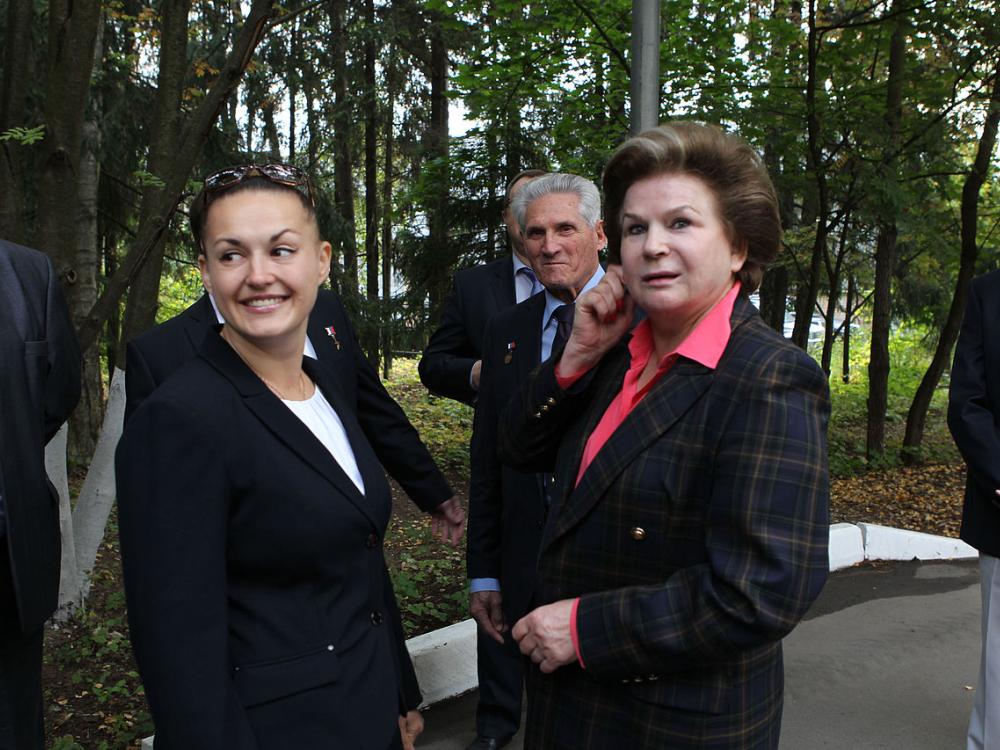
[494,256,517,308]
[183,294,218,352]
[305,295,343,364]
[544,344,716,550]
[199,331,383,530]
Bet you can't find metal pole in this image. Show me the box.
[629,0,661,136]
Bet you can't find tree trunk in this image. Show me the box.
[758,265,789,333]
[288,19,298,161]
[902,58,1000,457]
[792,0,829,351]
[57,368,126,615]
[843,272,855,383]
[77,0,277,353]
[820,213,851,375]
[425,22,450,311]
[33,0,102,290]
[46,426,79,618]
[330,0,358,293]
[381,53,396,381]
[363,0,379,366]
[0,0,34,242]
[866,0,907,459]
[262,100,282,158]
[118,0,194,354]
[69,27,105,466]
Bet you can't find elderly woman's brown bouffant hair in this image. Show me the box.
[602,122,781,294]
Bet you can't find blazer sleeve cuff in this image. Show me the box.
[570,597,585,669]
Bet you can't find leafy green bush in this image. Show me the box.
[824,320,959,476]
[384,358,473,474]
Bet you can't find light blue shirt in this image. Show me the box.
[471,264,605,595]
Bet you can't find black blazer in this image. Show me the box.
[949,270,1000,557]
[0,240,80,632]
[125,291,451,513]
[467,292,548,621]
[419,257,517,405]
[123,290,445,710]
[117,332,402,749]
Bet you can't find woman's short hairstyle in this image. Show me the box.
[189,175,317,251]
[602,121,781,293]
[511,173,602,233]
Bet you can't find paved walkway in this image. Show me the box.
[416,559,981,749]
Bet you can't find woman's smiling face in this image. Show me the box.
[198,189,331,352]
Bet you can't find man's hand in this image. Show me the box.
[470,590,506,644]
[398,710,424,750]
[512,599,576,674]
[559,265,635,377]
[430,496,465,546]
[471,359,483,390]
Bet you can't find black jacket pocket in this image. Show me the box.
[232,644,341,707]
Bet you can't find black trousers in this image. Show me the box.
[0,537,45,750]
[474,628,524,739]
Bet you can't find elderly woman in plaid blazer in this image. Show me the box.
[500,122,830,749]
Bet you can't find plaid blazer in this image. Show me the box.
[498,297,830,749]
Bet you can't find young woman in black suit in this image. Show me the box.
[116,166,406,749]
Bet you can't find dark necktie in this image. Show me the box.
[551,303,575,355]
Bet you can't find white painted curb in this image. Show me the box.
[856,522,977,563]
[408,618,479,708]
[828,523,865,571]
[140,522,979,749]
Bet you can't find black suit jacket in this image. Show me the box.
[949,270,1000,557]
[117,332,401,749]
[124,290,447,709]
[125,291,450,513]
[419,257,517,405]
[467,293,548,621]
[0,240,81,632]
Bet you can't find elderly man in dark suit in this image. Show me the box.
[465,173,606,750]
[419,168,546,750]
[418,169,545,406]
[0,239,81,750]
[949,269,1000,750]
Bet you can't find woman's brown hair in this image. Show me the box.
[602,122,781,293]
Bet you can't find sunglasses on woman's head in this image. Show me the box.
[202,163,315,206]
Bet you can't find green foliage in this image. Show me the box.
[133,169,167,189]
[384,358,473,474]
[826,319,960,476]
[156,262,204,324]
[0,125,46,145]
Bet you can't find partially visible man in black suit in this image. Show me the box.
[418,169,546,406]
[949,269,1000,750]
[465,173,606,750]
[0,239,81,750]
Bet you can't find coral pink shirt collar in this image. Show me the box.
[574,281,742,489]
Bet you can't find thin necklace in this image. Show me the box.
[220,327,313,401]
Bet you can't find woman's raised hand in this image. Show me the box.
[558,265,634,377]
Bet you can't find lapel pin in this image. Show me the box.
[504,341,516,364]
[325,325,341,350]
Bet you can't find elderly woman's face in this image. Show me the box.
[198,189,331,351]
[620,173,745,329]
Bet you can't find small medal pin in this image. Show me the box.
[325,325,341,350]
[504,341,516,364]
